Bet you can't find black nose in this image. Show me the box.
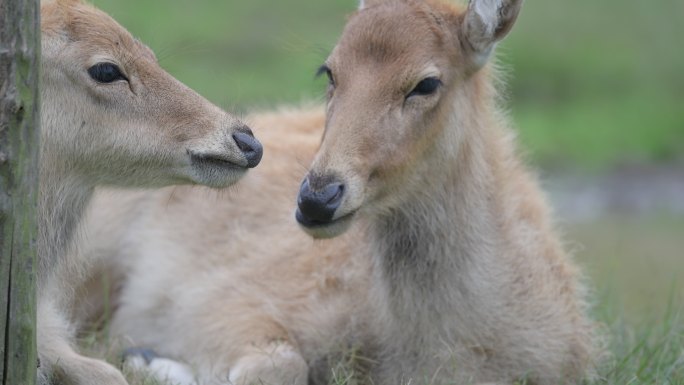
[232,130,263,168]
[296,177,345,225]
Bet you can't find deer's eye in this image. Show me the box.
[88,63,127,83]
[316,65,335,87]
[407,77,441,98]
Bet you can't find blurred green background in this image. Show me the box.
[90,0,683,323]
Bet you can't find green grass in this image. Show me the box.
[591,303,684,385]
[570,216,684,384]
[90,0,684,171]
[569,216,684,323]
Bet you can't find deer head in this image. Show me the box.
[296,0,522,238]
[40,0,262,189]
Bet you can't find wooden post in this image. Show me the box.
[0,0,40,384]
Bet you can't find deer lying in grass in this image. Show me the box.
[38,0,262,384]
[77,0,598,383]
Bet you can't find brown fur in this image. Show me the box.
[78,0,598,384]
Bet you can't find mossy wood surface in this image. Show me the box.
[0,0,40,383]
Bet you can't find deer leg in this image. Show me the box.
[123,348,197,385]
[53,353,128,385]
[38,296,127,385]
[38,339,127,385]
[121,342,307,385]
[225,341,308,385]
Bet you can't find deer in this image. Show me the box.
[73,0,599,384]
[36,0,263,384]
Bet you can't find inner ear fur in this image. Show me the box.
[459,0,523,70]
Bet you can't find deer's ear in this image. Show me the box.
[460,0,523,70]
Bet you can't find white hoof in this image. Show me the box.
[123,348,197,385]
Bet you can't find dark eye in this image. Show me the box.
[407,77,441,98]
[316,65,335,87]
[87,62,127,83]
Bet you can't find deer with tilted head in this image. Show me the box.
[37,0,262,384]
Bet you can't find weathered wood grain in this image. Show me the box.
[0,0,40,383]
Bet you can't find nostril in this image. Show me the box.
[323,182,344,206]
[297,178,345,224]
[232,132,253,152]
[236,125,255,138]
[232,132,263,168]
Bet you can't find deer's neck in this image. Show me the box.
[369,91,507,348]
[38,147,94,288]
[371,146,499,310]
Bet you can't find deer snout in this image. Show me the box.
[232,129,263,168]
[185,123,263,188]
[296,176,345,226]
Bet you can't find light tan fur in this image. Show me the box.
[78,0,597,384]
[38,0,261,384]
